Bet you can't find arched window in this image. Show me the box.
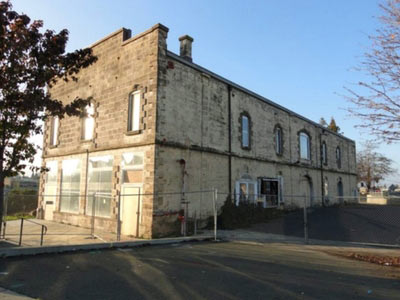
[275,126,283,155]
[321,141,327,165]
[241,113,250,149]
[336,146,341,169]
[299,132,310,160]
[324,177,329,197]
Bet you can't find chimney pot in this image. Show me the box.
[179,35,194,62]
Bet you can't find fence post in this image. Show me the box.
[2,221,6,239]
[213,188,218,241]
[136,191,141,238]
[194,211,197,236]
[90,192,96,238]
[40,225,45,246]
[303,194,308,244]
[19,218,24,246]
[117,193,121,241]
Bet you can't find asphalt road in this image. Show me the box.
[0,241,399,299]
[252,205,400,245]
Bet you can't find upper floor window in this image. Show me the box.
[128,91,141,132]
[81,104,94,140]
[336,146,341,169]
[299,132,311,160]
[49,116,59,146]
[275,126,283,155]
[321,141,327,165]
[241,114,250,149]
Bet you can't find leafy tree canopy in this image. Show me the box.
[0,0,97,180]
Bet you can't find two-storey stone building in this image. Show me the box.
[39,24,357,238]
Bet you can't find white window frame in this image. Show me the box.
[120,152,144,185]
[128,91,141,132]
[82,104,95,141]
[235,179,257,206]
[258,177,283,207]
[60,159,81,214]
[299,132,310,160]
[50,116,59,146]
[86,155,114,218]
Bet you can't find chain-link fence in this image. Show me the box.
[250,193,400,246]
[1,189,219,247]
[3,188,400,248]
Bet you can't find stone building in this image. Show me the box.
[38,24,357,238]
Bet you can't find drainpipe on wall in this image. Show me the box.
[84,149,89,214]
[319,131,325,207]
[228,85,232,201]
[178,159,187,236]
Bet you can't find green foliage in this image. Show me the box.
[5,188,37,215]
[217,196,284,229]
[0,1,97,179]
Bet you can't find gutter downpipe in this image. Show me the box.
[319,131,325,207]
[228,85,232,201]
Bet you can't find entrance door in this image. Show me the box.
[121,185,141,237]
[44,185,57,221]
[337,180,344,204]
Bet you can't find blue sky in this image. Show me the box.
[12,0,399,184]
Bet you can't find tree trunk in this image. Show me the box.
[0,175,4,237]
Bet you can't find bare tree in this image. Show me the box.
[357,141,396,188]
[345,0,400,143]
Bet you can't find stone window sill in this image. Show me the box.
[126,130,142,136]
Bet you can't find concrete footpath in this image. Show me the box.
[0,235,214,258]
[0,287,33,299]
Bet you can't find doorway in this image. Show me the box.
[121,185,141,237]
[304,176,314,207]
[44,185,57,221]
[337,179,344,204]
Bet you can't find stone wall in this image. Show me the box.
[40,24,169,238]
[153,50,358,232]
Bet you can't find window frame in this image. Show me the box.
[49,116,59,147]
[274,125,283,156]
[235,179,257,206]
[321,141,327,165]
[336,146,341,169]
[299,131,311,160]
[81,103,95,141]
[127,91,141,133]
[86,155,114,218]
[60,159,81,214]
[240,112,251,150]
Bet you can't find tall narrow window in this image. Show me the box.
[60,159,81,213]
[87,155,113,218]
[336,146,341,169]
[121,152,144,184]
[128,91,141,132]
[275,126,283,155]
[49,116,59,146]
[44,161,58,197]
[321,141,327,165]
[299,132,310,160]
[241,114,250,148]
[82,104,94,140]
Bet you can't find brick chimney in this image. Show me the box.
[179,35,194,62]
